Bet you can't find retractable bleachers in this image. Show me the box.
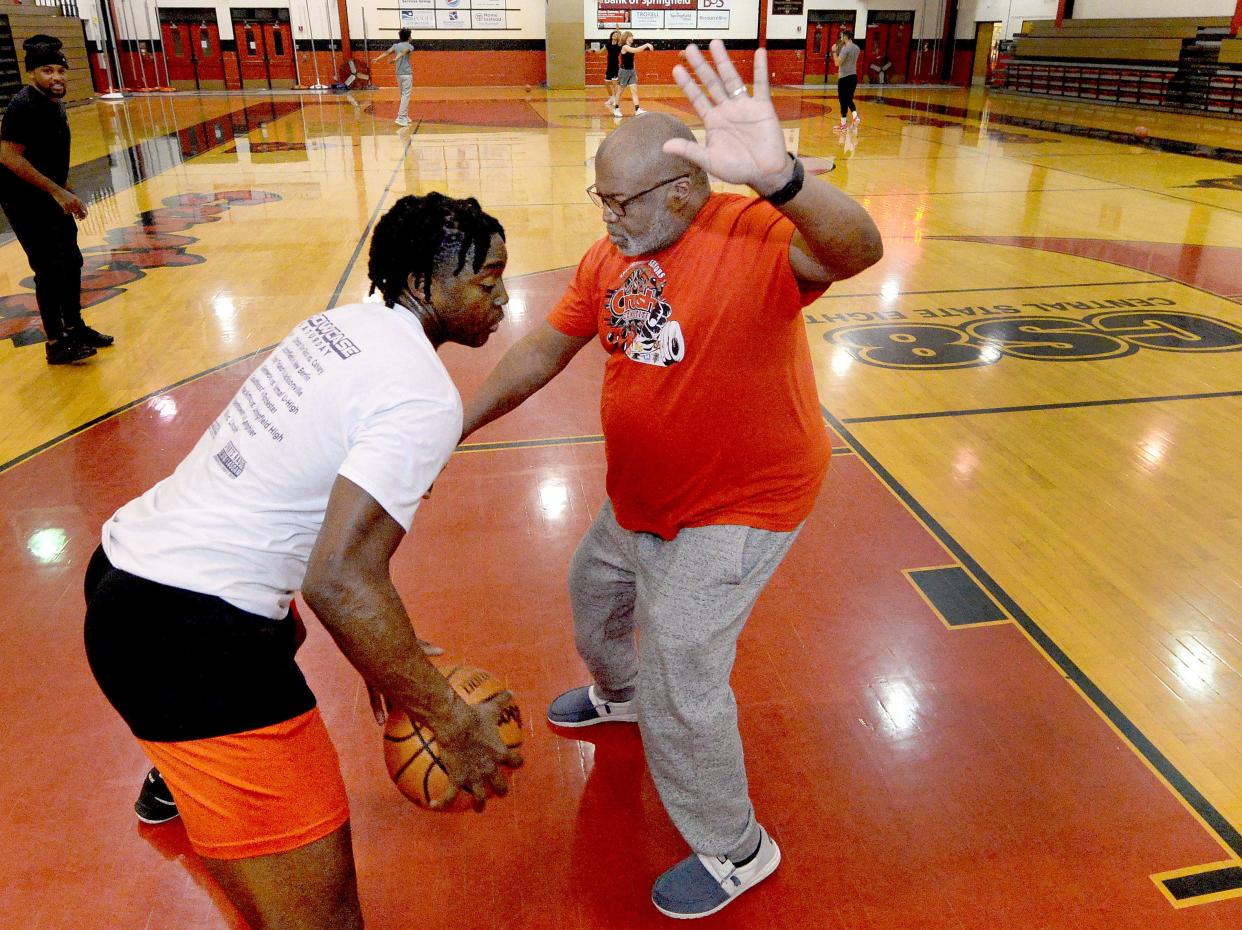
[999,17,1242,118]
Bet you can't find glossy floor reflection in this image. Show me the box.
[2,83,1242,928]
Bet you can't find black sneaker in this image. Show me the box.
[70,324,115,348]
[134,768,179,824]
[45,338,96,365]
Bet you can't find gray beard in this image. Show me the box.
[614,210,682,256]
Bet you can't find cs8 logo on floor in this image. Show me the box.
[828,311,1242,370]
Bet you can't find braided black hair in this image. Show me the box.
[367,193,505,309]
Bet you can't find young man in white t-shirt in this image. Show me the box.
[84,193,519,930]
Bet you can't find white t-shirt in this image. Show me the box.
[102,303,462,619]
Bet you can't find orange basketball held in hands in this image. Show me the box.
[383,665,523,810]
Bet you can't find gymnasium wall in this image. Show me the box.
[767,0,950,43]
[954,0,1057,41]
[583,0,762,41]
[75,0,547,44]
[73,0,548,87]
[1072,0,1236,19]
[765,0,858,44]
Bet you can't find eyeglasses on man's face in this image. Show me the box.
[586,174,690,218]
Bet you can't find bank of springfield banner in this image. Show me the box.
[399,0,510,31]
[595,0,732,32]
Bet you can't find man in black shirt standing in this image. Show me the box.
[0,35,113,364]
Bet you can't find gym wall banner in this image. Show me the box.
[595,0,733,32]
[399,0,510,32]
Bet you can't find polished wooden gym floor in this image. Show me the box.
[3,76,1242,929]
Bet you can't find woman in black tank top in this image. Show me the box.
[602,30,623,116]
[616,31,654,117]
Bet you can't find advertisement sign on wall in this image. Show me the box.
[400,0,512,31]
[594,0,734,31]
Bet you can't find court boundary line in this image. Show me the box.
[0,126,421,478]
[1010,155,1242,219]
[2,100,307,246]
[457,434,605,453]
[849,186,1127,197]
[0,345,277,476]
[843,389,1242,424]
[812,276,1168,302]
[864,94,1242,166]
[0,256,574,477]
[821,402,1242,862]
[853,105,1242,218]
[328,120,421,308]
[457,434,856,456]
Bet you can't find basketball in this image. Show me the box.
[524,83,532,93]
[383,665,523,810]
[1134,125,1149,140]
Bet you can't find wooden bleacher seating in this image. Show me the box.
[1015,17,1233,64]
[1003,16,1242,117]
[3,5,92,108]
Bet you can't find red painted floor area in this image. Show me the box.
[2,270,1240,928]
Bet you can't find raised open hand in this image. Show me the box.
[663,40,791,195]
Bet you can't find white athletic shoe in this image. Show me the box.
[634,107,647,115]
[395,116,410,127]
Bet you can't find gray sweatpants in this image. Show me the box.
[568,501,800,858]
[397,73,413,120]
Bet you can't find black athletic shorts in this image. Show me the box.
[83,546,316,743]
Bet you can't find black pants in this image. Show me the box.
[83,547,316,743]
[837,74,858,118]
[0,197,83,340]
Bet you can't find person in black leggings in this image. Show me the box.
[602,31,623,117]
[832,30,861,131]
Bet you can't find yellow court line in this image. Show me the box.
[455,435,604,454]
[1151,859,1242,909]
[829,411,1242,868]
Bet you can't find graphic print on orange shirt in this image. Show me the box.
[603,259,685,367]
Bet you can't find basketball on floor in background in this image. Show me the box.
[524,83,532,94]
[383,665,524,810]
[1134,125,1149,140]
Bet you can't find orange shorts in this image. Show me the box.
[138,707,350,860]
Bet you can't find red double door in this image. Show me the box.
[804,20,854,84]
[232,21,296,89]
[160,20,225,90]
[862,20,913,83]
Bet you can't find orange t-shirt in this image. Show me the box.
[548,193,832,540]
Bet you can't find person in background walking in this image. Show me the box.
[832,30,861,131]
[617,32,655,116]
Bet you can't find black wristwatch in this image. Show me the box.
[763,153,804,206]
